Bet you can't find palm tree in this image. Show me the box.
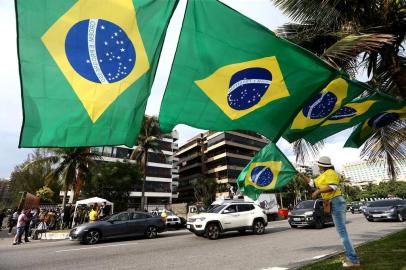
[193,178,218,207]
[273,0,406,178]
[24,148,99,209]
[130,116,163,210]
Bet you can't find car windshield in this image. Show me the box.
[206,204,226,213]
[369,200,401,207]
[294,201,315,209]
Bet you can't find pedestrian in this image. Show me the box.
[99,202,107,219]
[89,205,98,223]
[299,156,360,268]
[8,209,19,235]
[23,211,32,242]
[13,209,29,245]
[0,209,5,230]
[63,204,72,229]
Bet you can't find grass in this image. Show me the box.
[298,229,406,270]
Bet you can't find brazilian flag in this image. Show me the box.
[283,78,366,143]
[345,107,406,148]
[303,93,405,144]
[158,0,341,141]
[16,0,178,147]
[237,143,297,200]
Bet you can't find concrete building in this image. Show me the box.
[293,163,314,176]
[343,159,406,188]
[92,131,179,210]
[176,131,269,202]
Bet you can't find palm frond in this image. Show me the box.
[322,34,395,69]
[293,138,325,164]
[360,119,406,180]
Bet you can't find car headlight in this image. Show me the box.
[196,217,206,222]
[385,208,395,213]
[304,211,313,216]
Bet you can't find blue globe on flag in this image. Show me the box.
[227,67,272,110]
[250,166,274,187]
[65,19,136,84]
[302,92,337,119]
[329,106,357,120]
[368,112,399,129]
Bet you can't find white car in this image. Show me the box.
[186,199,268,240]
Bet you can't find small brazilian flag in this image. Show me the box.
[283,78,366,143]
[158,0,340,141]
[237,143,297,200]
[16,0,178,147]
[303,93,405,144]
[345,106,406,148]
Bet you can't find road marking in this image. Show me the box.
[261,267,288,270]
[55,242,137,253]
[313,254,328,259]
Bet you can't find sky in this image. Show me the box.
[0,0,362,179]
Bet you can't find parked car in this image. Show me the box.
[363,199,406,222]
[69,211,166,244]
[349,201,364,214]
[186,199,268,240]
[151,210,184,229]
[288,199,333,229]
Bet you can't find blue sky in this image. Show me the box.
[0,0,361,179]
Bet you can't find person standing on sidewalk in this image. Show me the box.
[13,209,29,245]
[299,156,360,268]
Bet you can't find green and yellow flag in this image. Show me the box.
[159,0,341,141]
[237,143,297,200]
[283,78,366,143]
[345,107,406,148]
[303,93,405,144]
[17,0,178,147]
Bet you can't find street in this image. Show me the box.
[0,214,405,270]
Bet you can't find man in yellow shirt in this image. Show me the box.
[300,156,360,268]
[89,205,98,223]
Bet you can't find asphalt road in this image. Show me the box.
[0,214,405,270]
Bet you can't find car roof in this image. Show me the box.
[212,199,255,205]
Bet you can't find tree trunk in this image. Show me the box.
[140,151,148,211]
[62,184,68,209]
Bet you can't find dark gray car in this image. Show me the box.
[363,199,406,222]
[288,199,333,229]
[69,211,166,244]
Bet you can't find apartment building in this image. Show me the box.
[176,131,269,202]
[343,159,406,188]
[92,131,179,210]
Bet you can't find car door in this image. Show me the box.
[220,205,240,230]
[105,212,130,238]
[128,213,149,235]
[237,204,254,227]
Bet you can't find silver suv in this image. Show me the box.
[186,199,268,240]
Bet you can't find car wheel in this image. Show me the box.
[367,218,374,222]
[238,229,246,234]
[315,219,323,229]
[205,223,220,240]
[253,219,265,235]
[398,213,404,222]
[83,230,101,245]
[145,226,158,239]
[290,224,298,228]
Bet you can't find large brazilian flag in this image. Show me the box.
[16,0,178,147]
[303,93,405,144]
[345,107,406,148]
[158,0,342,141]
[283,78,366,143]
[237,143,297,200]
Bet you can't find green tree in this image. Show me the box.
[273,0,406,178]
[130,116,164,210]
[82,161,141,212]
[194,178,218,207]
[36,186,54,203]
[9,149,59,205]
[25,148,100,209]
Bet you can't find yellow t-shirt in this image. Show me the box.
[314,169,342,200]
[89,210,98,222]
